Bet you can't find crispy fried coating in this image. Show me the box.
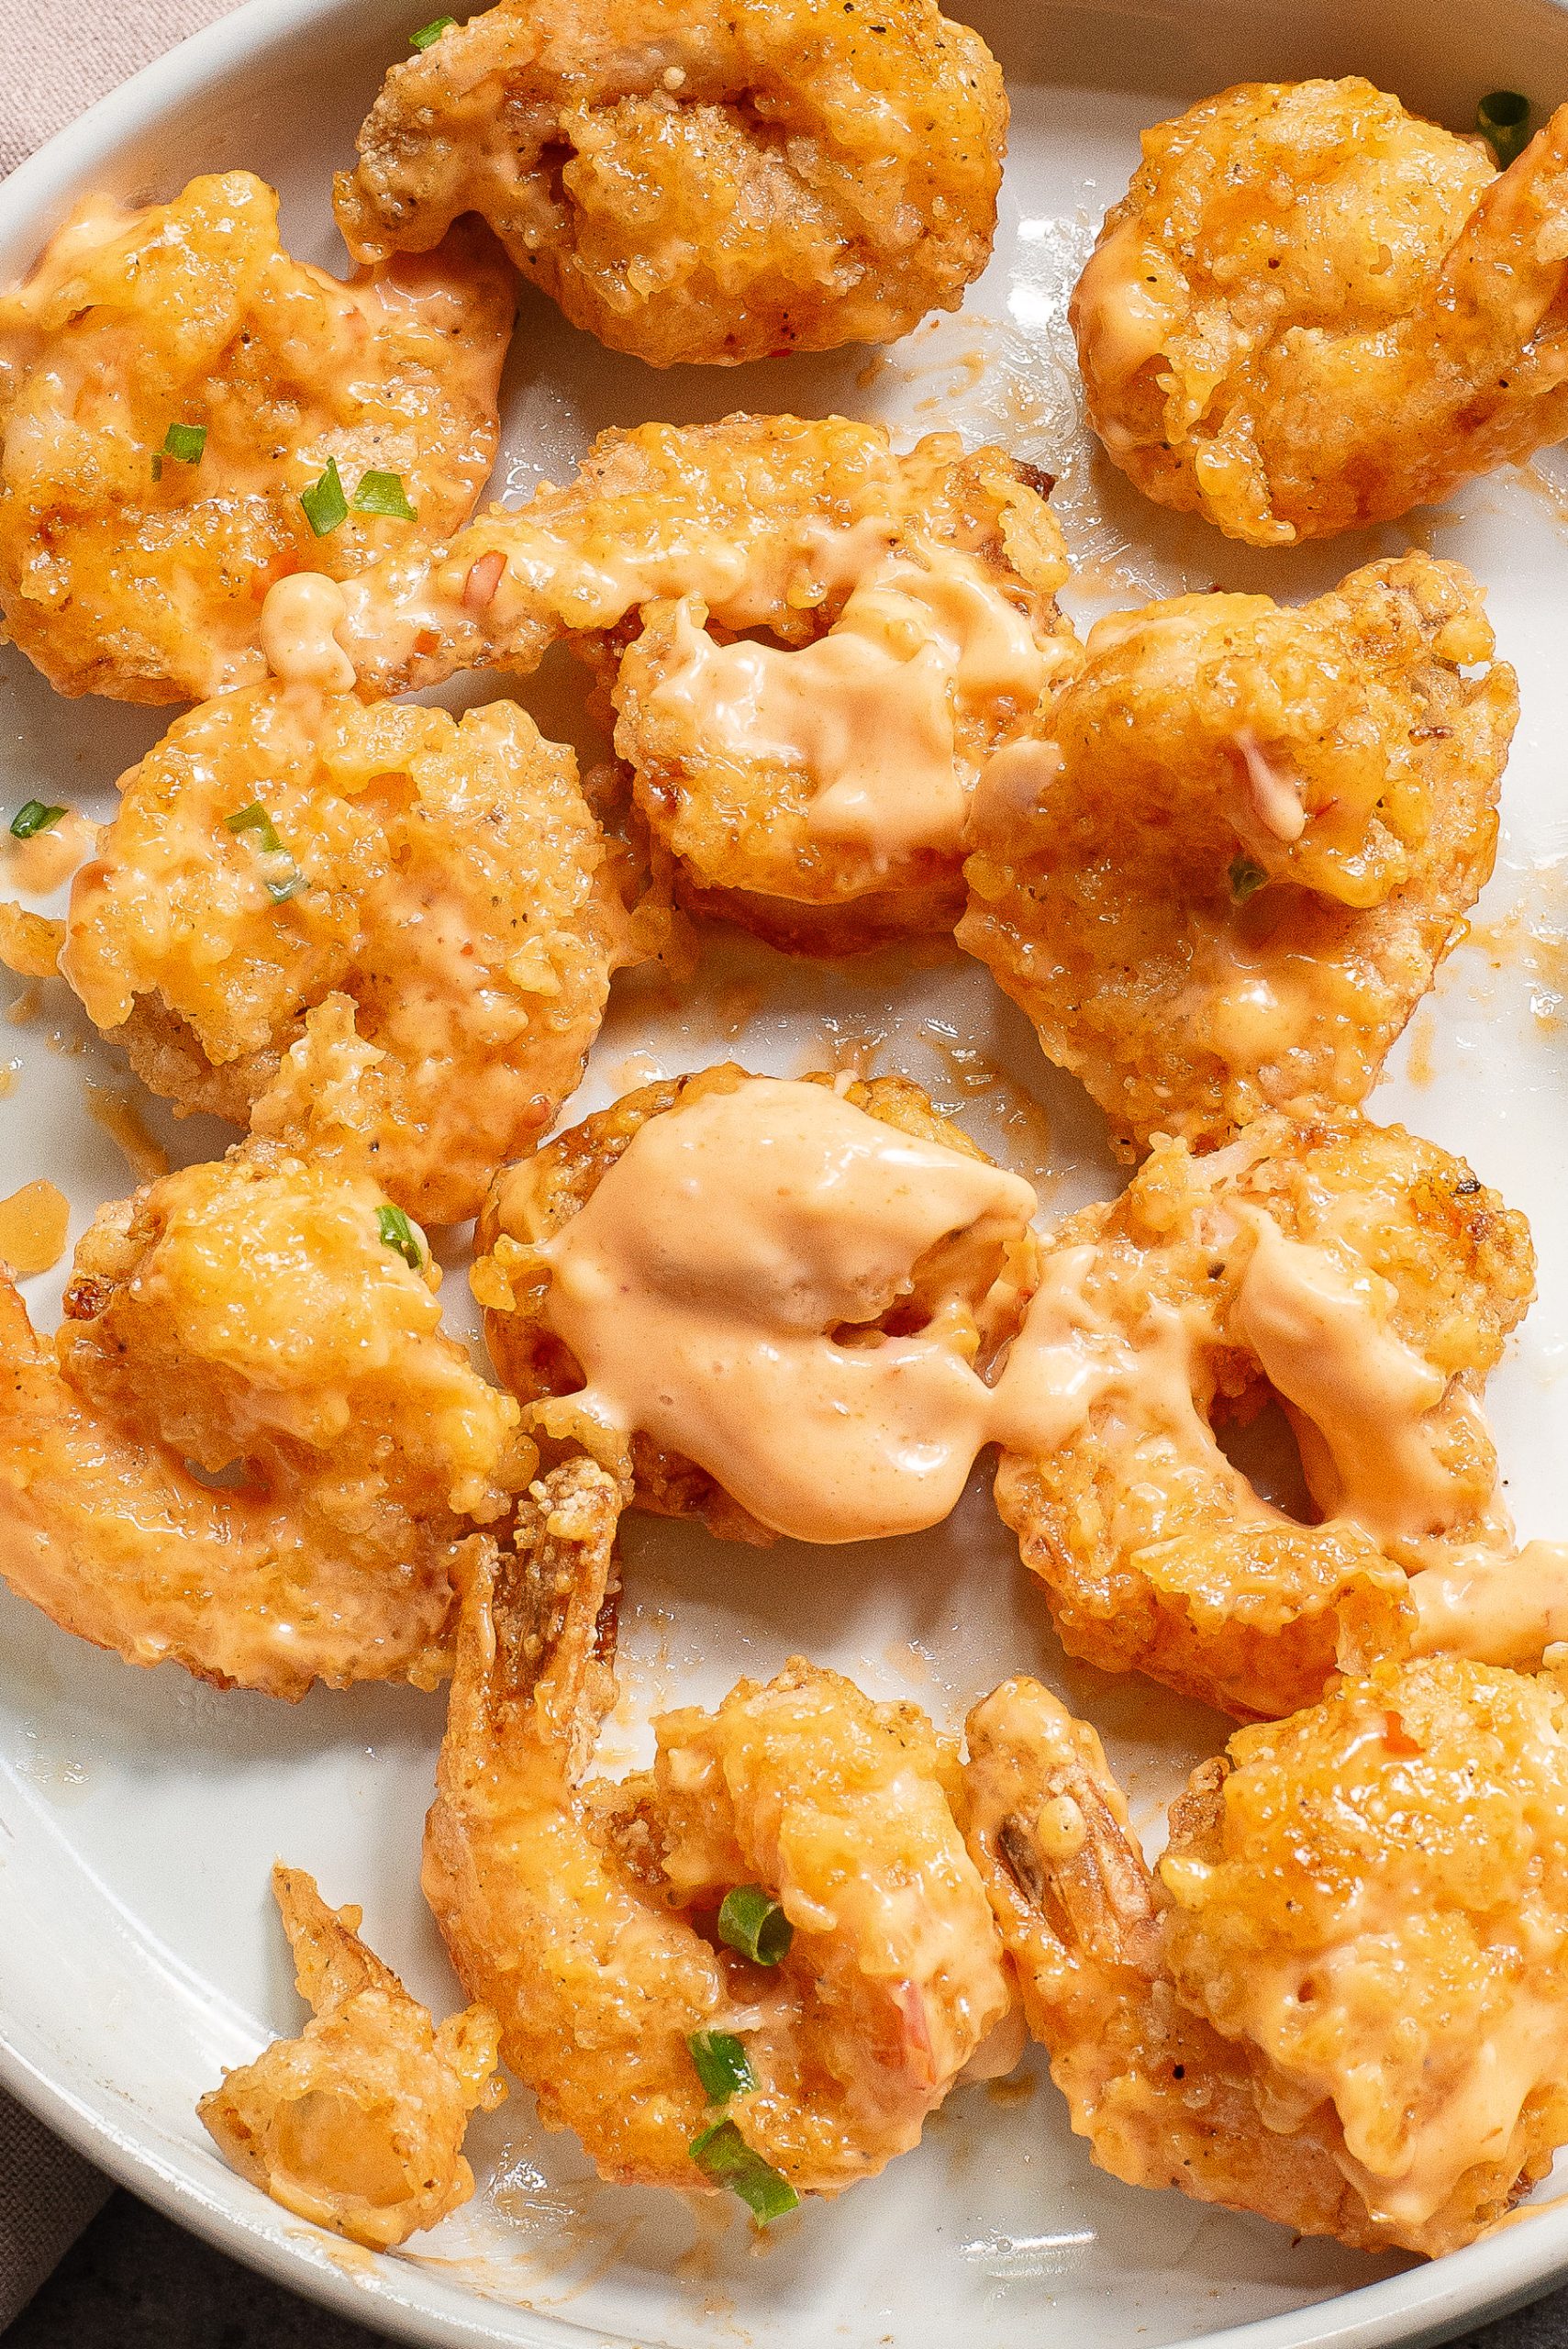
[0,173,514,702]
[0,1147,532,1697]
[960,554,1513,1156]
[334,0,1006,369]
[1072,78,1568,543]
[57,684,630,1225]
[337,414,1065,707]
[612,482,1074,955]
[473,1062,1035,1543]
[199,1866,505,2250]
[994,1110,1537,1720]
[962,1663,1568,2256]
[425,1461,1009,2195]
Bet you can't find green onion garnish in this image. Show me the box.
[410,14,456,45]
[1228,852,1268,906]
[10,801,66,841]
[224,802,306,903]
[151,453,163,482]
[224,801,284,853]
[688,2120,797,2223]
[162,422,207,465]
[376,1204,424,1269]
[351,469,417,521]
[688,2030,757,2104]
[1478,90,1532,166]
[300,458,349,538]
[717,1887,793,1967]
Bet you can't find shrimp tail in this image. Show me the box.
[442,1459,623,1790]
[1435,102,1568,383]
[961,1675,1162,2045]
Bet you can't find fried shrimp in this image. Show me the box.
[199,1865,505,2250]
[962,1661,1568,2254]
[0,1146,532,1697]
[991,1108,1551,1720]
[1072,78,1568,543]
[472,1063,1043,1545]
[332,414,1067,718]
[613,482,1075,954]
[0,172,514,702]
[425,1460,1011,2200]
[53,683,631,1225]
[960,553,1513,1157]
[334,0,1006,370]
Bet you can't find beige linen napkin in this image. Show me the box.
[0,6,245,2322]
[0,0,243,181]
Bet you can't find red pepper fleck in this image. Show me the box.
[463,550,507,610]
[1383,1709,1422,1756]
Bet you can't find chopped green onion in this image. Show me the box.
[410,13,456,45]
[1228,852,1269,906]
[376,1204,424,1269]
[162,421,206,465]
[9,801,66,841]
[151,452,163,482]
[688,2030,757,2103]
[224,801,284,853]
[300,458,349,538]
[225,801,306,904]
[351,469,417,521]
[717,1886,793,1967]
[1478,90,1531,166]
[689,2120,797,2223]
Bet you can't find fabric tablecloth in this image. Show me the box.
[0,6,247,2313]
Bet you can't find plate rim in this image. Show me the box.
[5,0,1568,2342]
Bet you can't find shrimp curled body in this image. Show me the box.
[57,683,630,1225]
[0,173,514,702]
[1072,78,1568,544]
[962,1663,1568,2255]
[425,1461,1012,2195]
[994,1109,1544,1720]
[0,1147,531,1697]
[960,553,1513,1158]
[334,0,1007,369]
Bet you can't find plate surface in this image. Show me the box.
[4,2,1568,2344]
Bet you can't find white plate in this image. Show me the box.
[4,2,1568,2343]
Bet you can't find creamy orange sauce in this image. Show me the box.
[261,573,356,692]
[644,551,1062,866]
[1409,1542,1568,1666]
[539,1077,1040,1542]
[0,1178,69,1275]
[1072,223,1177,412]
[965,736,1062,849]
[1235,1210,1457,1546]
[5,808,99,896]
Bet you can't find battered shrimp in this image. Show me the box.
[199,1866,505,2250]
[472,1063,1042,1545]
[331,415,1067,720]
[0,173,514,702]
[334,0,1006,369]
[962,1662,1568,2254]
[960,553,1514,1158]
[53,683,633,1225]
[1073,78,1568,543]
[0,1145,532,1697]
[425,1461,1011,2199]
[993,1108,1548,1720]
